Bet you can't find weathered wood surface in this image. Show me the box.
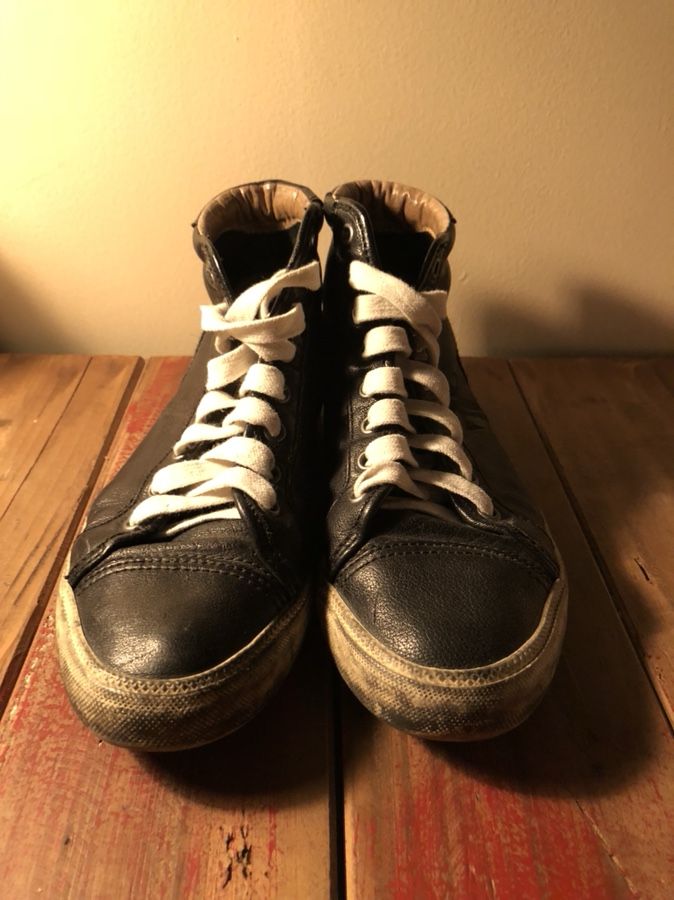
[0,357,333,899]
[511,358,674,726]
[0,354,141,709]
[0,354,672,899]
[339,359,673,900]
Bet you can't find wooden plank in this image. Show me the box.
[511,358,674,724]
[0,355,142,709]
[0,354,87,517]
[0,357,333,899]
[339,358,673,900]
[102,356,193,480]
[652,357,674,395]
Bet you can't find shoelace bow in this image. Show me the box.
[129,261,321,533]
[350,259,494,519]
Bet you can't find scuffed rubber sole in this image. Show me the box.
[56,573,308,752]
[324,574,567,740]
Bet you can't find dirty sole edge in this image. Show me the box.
[324,574,567,740]
[56,573,309,752]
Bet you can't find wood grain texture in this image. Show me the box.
[0,356,332,900]
[511,358,674,725]
[0,354,141,709]
[652,358,674,394]
[339,359,673,900]
[0,354,87,517]
[102,356,192,480]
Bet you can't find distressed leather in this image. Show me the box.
[67,181,323,678]
[323,181,560,669]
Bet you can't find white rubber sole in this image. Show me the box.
[55,569,308,751]
[324,572,567,740]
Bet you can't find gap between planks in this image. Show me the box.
[338,358,673,900]
[0,355,143,712]
[0,356,334,900]
[509,358,674,732]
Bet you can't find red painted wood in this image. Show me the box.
[339,359,673,899]
[104,356,190,477]
[0,357,332,899]
[2,354,672,896]
[343,700,630,899]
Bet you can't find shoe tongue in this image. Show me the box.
[375,507,463,535]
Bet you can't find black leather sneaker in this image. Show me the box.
[322,180,567,740]
[56,181,323,750]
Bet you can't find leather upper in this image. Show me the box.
[75,532,285,677]
[322,181,560,669]
[68,181,323,678]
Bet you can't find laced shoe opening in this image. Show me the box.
[349,260,495,520]
[128,261,321,536]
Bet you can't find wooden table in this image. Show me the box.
[0,354,672,899]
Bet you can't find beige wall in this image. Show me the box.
[1,0,672,357]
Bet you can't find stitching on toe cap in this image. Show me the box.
[340,540,553,589]
[78,557,275,593]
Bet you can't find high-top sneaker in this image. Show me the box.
[322,180,567,740]
[56,181,323,750]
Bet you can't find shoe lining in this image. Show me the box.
[195,182,314,238]
[331,180,451,237]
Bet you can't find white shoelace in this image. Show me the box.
[350,260,494,519]
[129,261,321,534]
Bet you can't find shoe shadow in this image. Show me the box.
[468,280,674,358]
[137,620,336,810]
[339,641,658,803]
[0,255,84,353]
[425,655,655,800]
[339,281,672,801]
[414,282,671,799]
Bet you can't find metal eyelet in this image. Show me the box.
[342,223,354,244]
[270,464,281,484]
[272,422,287,443]
[356,452,368,470]
[360,418,373,434]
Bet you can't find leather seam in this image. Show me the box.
[333,493,370,559]
[79,561,274,592]
[345,537,550,567]
[82,555,269,575]
[89,552,261,569]
[340,543,552,588]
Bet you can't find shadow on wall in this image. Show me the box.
[1,254,672,356]
[472,281,674,357]
[0,256,84,354]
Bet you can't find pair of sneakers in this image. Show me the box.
[56,180,567,751]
